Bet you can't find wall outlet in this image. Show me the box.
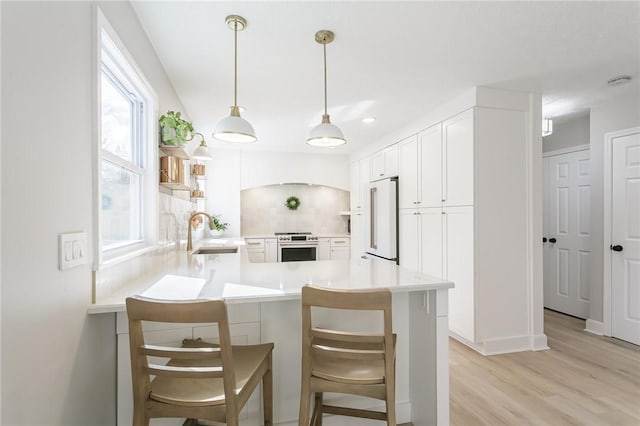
[59,232,88,270]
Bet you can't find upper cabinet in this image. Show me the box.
[399,110,474,210]
[349,158,370,211]
[370,145,399,182]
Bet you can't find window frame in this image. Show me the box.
[94,8,158,269]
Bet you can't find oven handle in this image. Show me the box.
[278,243,319,247]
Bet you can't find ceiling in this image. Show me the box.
[131,1,640,155]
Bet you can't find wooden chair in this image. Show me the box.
[126,295,274,426]
[299,285,396,425]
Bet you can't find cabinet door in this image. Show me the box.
[359,159,370,206]
[265,238,278,263]
[399,135,419,209]
[419,124,443,208]
[384,144,399,178]
[350,161,362,210]
[318,238,331,260]
[370,151,386,181]
[445,206,475,342]
[419,207,443,278]
[443,109,474,207]
[350,212,364,259]
[247,249,265,263]
[399,209,420,271]
[330,246,350,260]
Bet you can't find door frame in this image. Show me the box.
[603,126,640,337]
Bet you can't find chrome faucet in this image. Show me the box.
[187,211,215,251]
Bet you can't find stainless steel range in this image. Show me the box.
[275,232,318,262]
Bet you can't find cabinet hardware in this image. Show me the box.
[549,238,557,243]
[247,242,261,246]
[543,237,547,243]
[610,244,623,252]
[379,173,384,176]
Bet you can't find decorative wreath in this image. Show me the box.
[285,196,301,211]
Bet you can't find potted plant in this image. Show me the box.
[210,214,229,237]
[159,110,194,146]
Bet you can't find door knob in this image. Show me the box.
[549,238,557,243]
[610,244,624,252]
[543,237,547,243]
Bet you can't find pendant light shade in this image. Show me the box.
[307,30,346,147]
[188,132,212,161]
[213,15,257,144]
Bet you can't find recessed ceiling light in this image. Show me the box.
[607,75,632,86]
[362,117,376,124]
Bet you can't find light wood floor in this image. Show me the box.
[450,309,640,426]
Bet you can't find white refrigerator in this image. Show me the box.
[365,178,398,263]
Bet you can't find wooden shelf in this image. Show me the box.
[159,145,189,159]
[160,182,190,191]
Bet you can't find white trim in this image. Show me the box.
[585,319,605,336]
[603,126,640,338]
[542,144,590,158]
[94,7,159,269]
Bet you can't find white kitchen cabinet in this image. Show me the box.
[318,238,331,260]
[444,206,474,341]
[264,238,278,263]
[370,144,399,182]
[442,109,474,207]
[350,212,364,259]
[330,237,350,260]
[398,135,420,209]
[396,93,538,354]
[245,238,265,263]
[349,158,371,211]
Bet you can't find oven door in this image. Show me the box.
[278,243,318,262]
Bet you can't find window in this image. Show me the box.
[97,12,157,266]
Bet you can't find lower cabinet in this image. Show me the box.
[116,304,262,425]
[399,205,474,342]
[245,238,265,263]
[318,238,331,260]
[265,238,277,263]
[330,237,350,260]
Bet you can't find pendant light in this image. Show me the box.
[213,15,256,144]
[306,30,346,147]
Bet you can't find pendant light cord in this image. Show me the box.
[323,42,328,116]
[234,20,238,108]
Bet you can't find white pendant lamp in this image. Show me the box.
[307,30,346,147]
[213,15,256,144]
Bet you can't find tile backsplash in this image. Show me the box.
[241,184,350,235]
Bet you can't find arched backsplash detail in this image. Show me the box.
[241,184,350,235]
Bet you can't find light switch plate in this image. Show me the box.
[59,232,88,270]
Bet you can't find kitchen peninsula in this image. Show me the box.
[89,240,453,426]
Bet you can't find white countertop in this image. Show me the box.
[88,238,452,314]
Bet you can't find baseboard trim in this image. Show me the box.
[274,399,411,425]
[585,319,605,336]
[450,331,549,355]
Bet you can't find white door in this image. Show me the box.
[399,135,419,209]
[611,131,640,345]
[544,150,591,318]
[419,123,443,208]
[443,109,474,207]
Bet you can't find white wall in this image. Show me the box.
[1,2,186,424]
[206,150,349,237]
[543,114,590,153]
[588,92,640,322]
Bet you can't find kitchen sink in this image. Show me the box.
[191,246,239,255]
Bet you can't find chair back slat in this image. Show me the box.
[145,363,224,379]
[311,344,385,361]
[140,344,221,360]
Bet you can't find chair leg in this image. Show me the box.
[299,377,311,425]
[263,353,273,426]
[311,393,323,426]
[132,408,148,426]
